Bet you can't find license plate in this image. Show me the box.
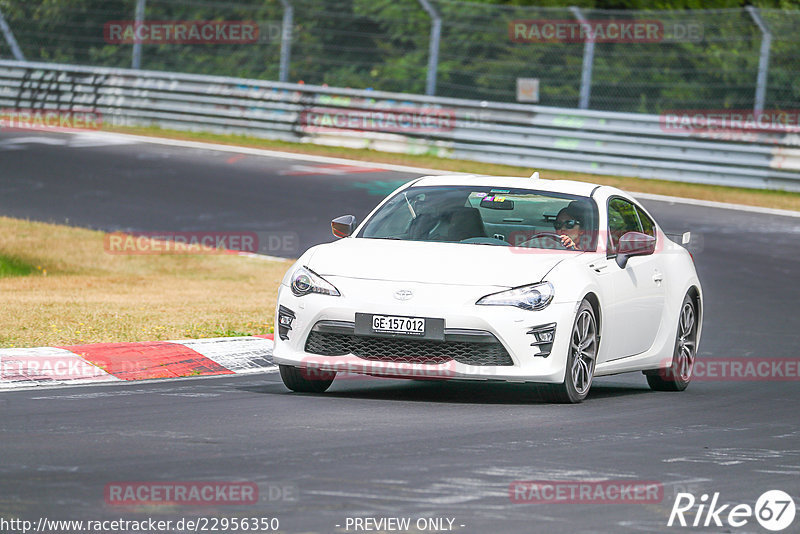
[354,313,445,340]
[372,315,425,335]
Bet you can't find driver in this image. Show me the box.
[554,203,587,250]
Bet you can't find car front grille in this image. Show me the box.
[304,322,514,366]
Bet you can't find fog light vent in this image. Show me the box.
[278,305,296,340]
[527,323,556,357]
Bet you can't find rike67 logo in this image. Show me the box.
[668,490,796,531]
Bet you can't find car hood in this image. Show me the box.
[307,238,578,288]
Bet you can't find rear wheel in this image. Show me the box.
[279,364,335,393]
[542,300,597,403]
[646,294,697,392]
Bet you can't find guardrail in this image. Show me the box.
[1,60,799,192]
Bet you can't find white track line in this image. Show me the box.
[631,192,800,218]
[84,131,463,175]
[55,131,800,218]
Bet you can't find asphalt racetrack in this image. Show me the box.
[1,130,799,533]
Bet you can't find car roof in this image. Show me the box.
[410,174,614,198]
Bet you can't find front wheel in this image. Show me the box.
[542,300,597,403]
[646,294,697,392]
[279,364,335,393]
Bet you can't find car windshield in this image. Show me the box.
[358,185,598,251]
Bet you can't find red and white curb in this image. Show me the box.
[0,335,275,390]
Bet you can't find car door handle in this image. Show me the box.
[652,272,664,283]
[589,263,608,273]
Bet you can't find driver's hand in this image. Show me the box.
[560,235,577,249]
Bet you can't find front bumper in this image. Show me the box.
[273,278,578,384]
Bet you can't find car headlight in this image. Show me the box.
[476,282,554,311]
[290,266,340,297]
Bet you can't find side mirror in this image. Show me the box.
[331,215,357,238]
[615,231,656,268]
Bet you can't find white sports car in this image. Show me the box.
[273,174,702,403]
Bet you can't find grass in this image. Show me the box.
[0,217,288,348]
[0,255,36,277]
[104,124,800,212]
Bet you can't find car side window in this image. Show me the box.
[635,205,655,237]
[607,198,642,254]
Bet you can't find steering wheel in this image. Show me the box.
[516,232,567,249]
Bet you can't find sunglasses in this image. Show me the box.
[554,219,579,230]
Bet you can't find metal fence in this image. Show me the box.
[2,60,798,192]
[0,0,798,114]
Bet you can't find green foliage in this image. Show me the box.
[0,0,798,112]
[0,255,36,278]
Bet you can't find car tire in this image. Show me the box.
[542,300,598,404]
[279,364,335,393]
[646,294,697,392]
